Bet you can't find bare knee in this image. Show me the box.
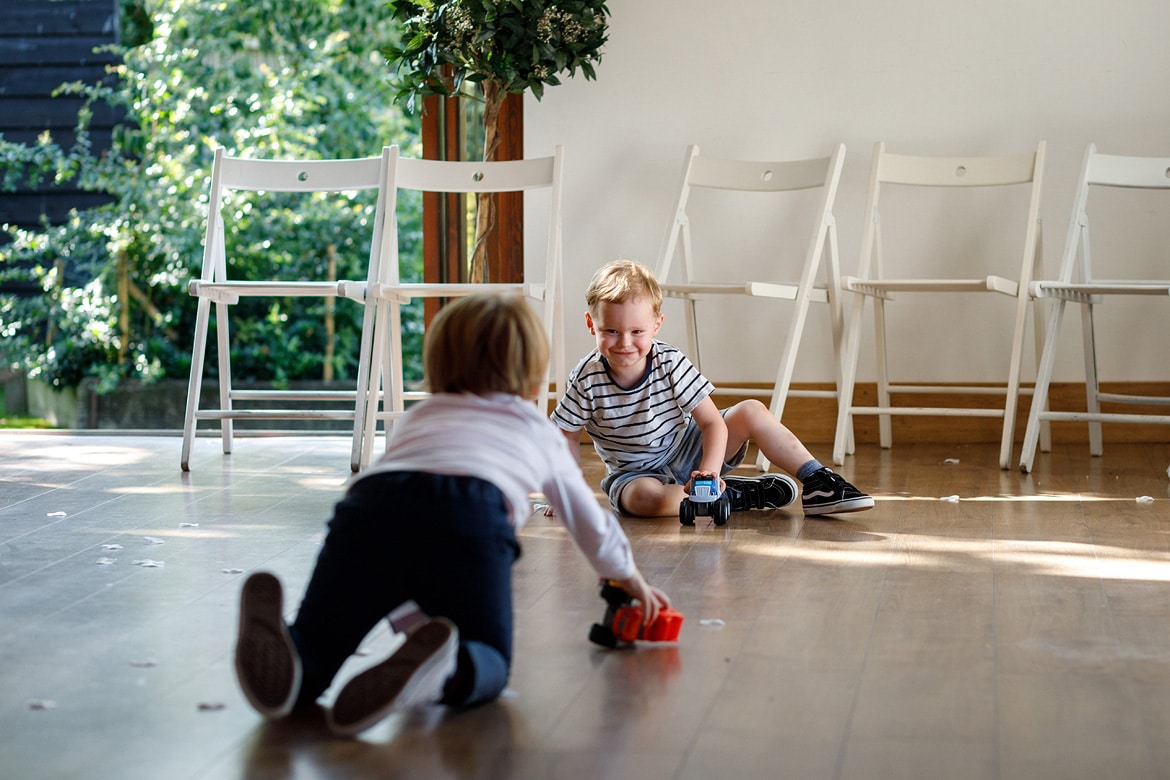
[620,478,685,517]
[725,399,773,435]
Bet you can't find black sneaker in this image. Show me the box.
[235,572,302,718]
[723,474,799,511]
[801,468,874,515]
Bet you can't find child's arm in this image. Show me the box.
[689,396,729,482]
[545,428,583,517]
[544,467,672,625]
[560,427,582,464]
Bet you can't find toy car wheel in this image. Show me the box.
[589,623,619,649]
[714,496,730,525]
[679,500,695,526]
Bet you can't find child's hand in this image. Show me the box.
[611,571,671,627]
[543,504,556,518]
[687,470,725,493]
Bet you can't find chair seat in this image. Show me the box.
[1031,280,1170,298]
[661,280,827,301]
[843,275,1020,296]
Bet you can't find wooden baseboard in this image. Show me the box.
[709,382,1170,445]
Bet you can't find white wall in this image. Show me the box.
[524,0,1170,386]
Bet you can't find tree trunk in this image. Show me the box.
[469,80,504,284]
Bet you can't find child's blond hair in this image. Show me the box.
[585,259,663,316]
[424,293,549,399]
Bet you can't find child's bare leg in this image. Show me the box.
[620,476,689,517]
[724,400,814,475]
[724,400,874,516]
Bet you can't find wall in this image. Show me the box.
[523,0,1170,387]
[0,0,121,232]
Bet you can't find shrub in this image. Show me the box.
[0,0,423,393]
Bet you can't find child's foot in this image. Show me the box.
[801,468,874,515]
[723,474,799,511]
[235,572,302,718]
[327,617,459,737]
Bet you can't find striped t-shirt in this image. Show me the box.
[552,341,714,475]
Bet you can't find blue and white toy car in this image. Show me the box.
[680,475,731,526]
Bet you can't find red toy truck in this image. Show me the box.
[588,580,684,648]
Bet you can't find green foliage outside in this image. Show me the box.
[0,0,425,394]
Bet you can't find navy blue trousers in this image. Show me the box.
[289,472,521,708]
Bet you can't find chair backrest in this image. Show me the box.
[859,141,1046,283]
[1056,144,1170,285]
[656,144,846,286]
[200,146,392,285]
[378,148,564,289]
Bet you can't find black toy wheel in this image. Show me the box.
[589,623,619,648]
[714,496,730,525]
[679,500,695,526]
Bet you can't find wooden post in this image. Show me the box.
[420,88,525,320]
[324,244,336,382]
[117,248,129,365]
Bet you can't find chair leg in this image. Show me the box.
[350,296,378,473]
[1030,295,1052,454]
[833,293,867,466]
[360,298,390,470]
[1081,299,1104,457]
[180,296,212,472]
[684,297,702,372]
[214,300,234,455]
[998,293,1032,470]
[874,298,892,449]
[1020,297,1067,473]
[755,289,814,473]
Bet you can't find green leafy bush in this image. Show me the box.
[0,0,424,393]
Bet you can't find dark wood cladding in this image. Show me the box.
[0,1,121,231]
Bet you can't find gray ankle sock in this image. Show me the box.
[796,460,823,482]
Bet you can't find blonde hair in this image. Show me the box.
[585,259,663,315]
[423,293,550,398]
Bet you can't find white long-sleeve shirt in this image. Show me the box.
[359,392,636,580]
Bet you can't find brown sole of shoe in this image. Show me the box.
[235,572,301,717]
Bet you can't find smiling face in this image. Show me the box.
[585,296,663,385]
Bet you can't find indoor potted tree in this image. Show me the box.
[382,0,610,283]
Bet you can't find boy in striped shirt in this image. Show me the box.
[552,259,872,518]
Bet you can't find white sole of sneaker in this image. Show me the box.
[327,617,458,737]
[804,496,875,516]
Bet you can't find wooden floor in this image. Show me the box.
[2,432,1170,780]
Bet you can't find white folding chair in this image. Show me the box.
[350,145,565,470]
[180,146,392,472]
[833,141,1048,470]
[654,144,849,471]
[1019,144,1170,472]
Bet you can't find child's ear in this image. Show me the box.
[585,311,596,334]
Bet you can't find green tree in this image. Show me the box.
[0,0,423,393]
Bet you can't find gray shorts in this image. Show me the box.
[600,410,748,513]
